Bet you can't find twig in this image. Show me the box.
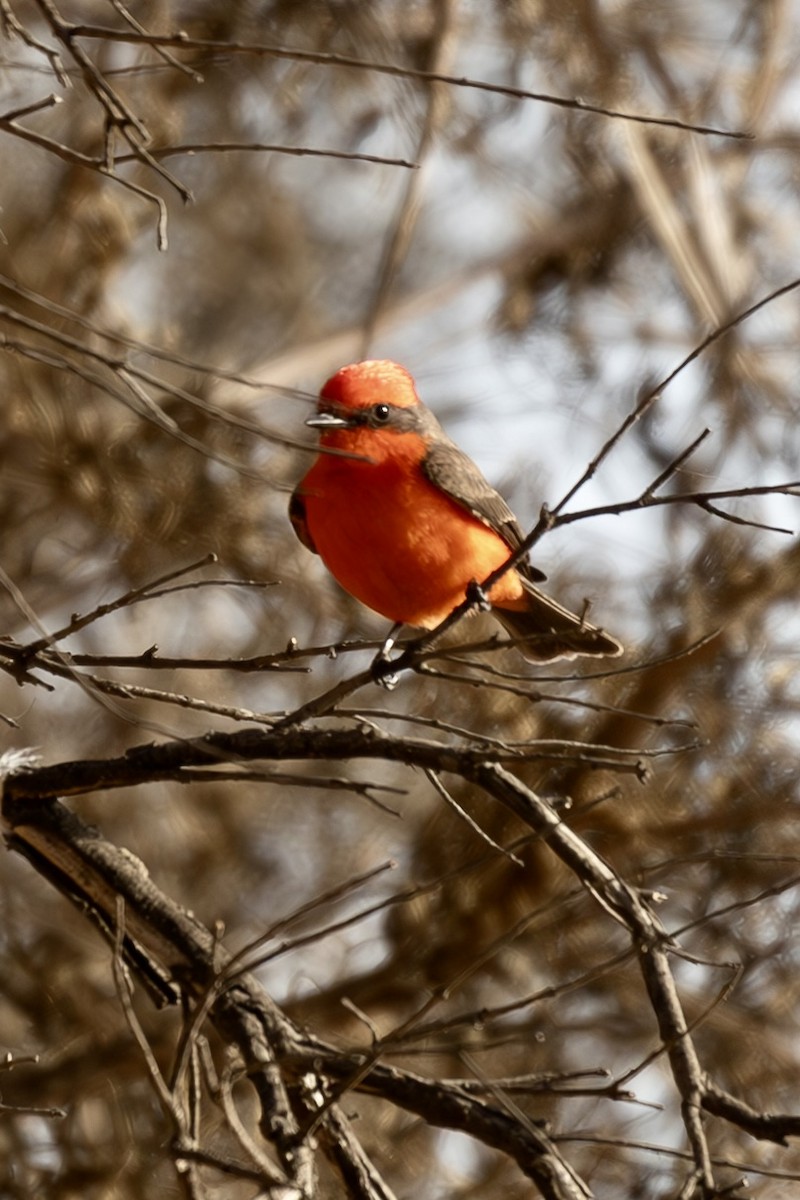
[642,428,713,497]
[553,276,800,516]
[0,92,63,121]
[425,768,524,866]
[0,1,69,82]
[114,140,419,169]
[0,305,319,451]
[67,24,752,139]
[22,555,218,656]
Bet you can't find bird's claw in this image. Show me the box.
[466,579,492,613]
[370,652,399,690]
[369,621,403,688]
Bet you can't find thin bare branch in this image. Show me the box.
[67,23,752,138]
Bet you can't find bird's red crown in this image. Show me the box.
[320,360,420,411]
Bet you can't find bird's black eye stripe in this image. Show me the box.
[351,402,418,430]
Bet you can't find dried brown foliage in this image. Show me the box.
[1,3,800,1198]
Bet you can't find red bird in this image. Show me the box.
[290,360,621,662]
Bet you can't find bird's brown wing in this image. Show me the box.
[289,488,318,555]
[421,435,546,584]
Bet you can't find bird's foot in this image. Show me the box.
[466,580,492,612]
[370,621,404,689]
[370,651,399,690]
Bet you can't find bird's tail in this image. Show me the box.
[496,581,623,663]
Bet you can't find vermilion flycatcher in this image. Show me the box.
[290,360,622,662]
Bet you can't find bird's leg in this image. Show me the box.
[466,579,492,613]
[379,622,403,659]
[371,621,404,690]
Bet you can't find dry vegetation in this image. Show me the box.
[1,3,800,1198]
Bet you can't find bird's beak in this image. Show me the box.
[305,411,352,430]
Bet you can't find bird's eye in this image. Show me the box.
[373,403,391,423]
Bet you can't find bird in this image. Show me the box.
[290,359,622,663]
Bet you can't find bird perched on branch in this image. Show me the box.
[290,359,622,663]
